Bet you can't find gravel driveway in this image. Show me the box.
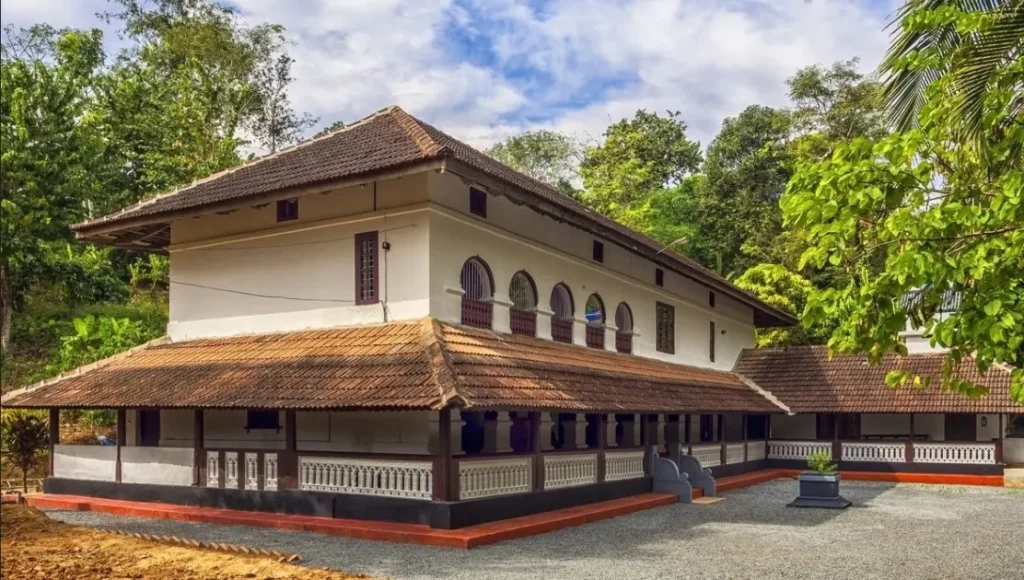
[46,481,1024,580]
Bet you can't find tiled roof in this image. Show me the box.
[71,106,795,328]
[733,346,1021,414]
[1,319,783,413]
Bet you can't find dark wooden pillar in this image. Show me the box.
[995,414,1005,464]
[596,413,607,482]
[434,408,453,501]
[530,411,544,491]
[115,409,126,483]
[906,413,916,464]
[665,414,680,446]
[741,413,748,462]
[48,408,59,476]
[683,414,692,447]
[193,409,204,486]
[719,414,728,466]
[832,440,843,463]
[561,413,577,450]
[766,414,773,440]
[279,410,298,489]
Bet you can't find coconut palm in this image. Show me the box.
[880,0,1024,139]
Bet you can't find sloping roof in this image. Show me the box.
[1,319,784,413]
[71,106,795,328]
[733,346,1021,414]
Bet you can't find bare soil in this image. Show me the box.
[0,504,373,580]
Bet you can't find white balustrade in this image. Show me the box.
[688,443,722,468]
[206,451,220,487]
[913,442,996,465]
[544,453,598,490]
[605,449,646,481]
[842,442,907,463]
[768,441,832,461]
[244,453,260,490]
[458,457,532,500]
[225,452,239,488]
[725,443,746,465]
[746,440,767,462]
[264,453,279,491]
[299,457,433,500]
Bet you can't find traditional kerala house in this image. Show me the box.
[2,107,1018,530]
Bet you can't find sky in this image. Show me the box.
[1,0,900,151]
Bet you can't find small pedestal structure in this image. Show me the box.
[788,472,851,509]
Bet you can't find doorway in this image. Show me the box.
[944,414,977,441]
[138,409,161,447]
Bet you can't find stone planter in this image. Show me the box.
[787,472,851,509]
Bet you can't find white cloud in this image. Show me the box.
[1,0,893,152]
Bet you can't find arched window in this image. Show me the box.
[509,271,538,336]
[584,294,606,349]
[460,258,493,328]
[549,283,574,343]
[614,302,634,354]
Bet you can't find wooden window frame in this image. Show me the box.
[276,199,299,222]
[354,231,379,305]
[592,240,604,263]
[246,410,281,432]
[655,301,675,354]
[709,321,716,363]
[655,268,664,287]
[469,187,487,218]
[709,291,716,308]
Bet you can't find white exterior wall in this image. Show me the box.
[862,414,911,437]
[296,411,434,454]
[771,414,816,439]
[53,445,116,481]
[160,410,194,447]
[121,447,194,486]
[427,172,756,371]
[204,410,286,449]
[977,414,1001,441]
[913,414,945,441]
[167,176,430,341]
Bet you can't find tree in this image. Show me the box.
[880,0,1024,140]
[580,110,701,219]
[782,4,1023,403]
[314,120,346,139]
[486,130,582,198]
[734,264,837,347]
[690,105,792,275]
[0,411,49,492]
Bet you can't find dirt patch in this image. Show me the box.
[1,505,372,580]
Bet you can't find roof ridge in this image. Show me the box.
[72,106,402,231]
[0,335,171,405]
[419,317,464,409]
[388,107,445,157]
[734,373,792,415]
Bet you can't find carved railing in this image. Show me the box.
[544,453,598,489]
[746,440,767,461]
[842,442,906,463]
[767,440,832,461]
[605,449,646,481]
[725,443,746,465]
[461,299,493,329]
[225,452,240,487]
[206,451,220,487]
[585,325,605,349]
[299,456,433,500]
[244,453,260,490]
[913,442,996,465]
[551,319,573,343]
[509,309,537,337]
[264,453,279,491]
[458,457,532,500]
[688,443,722,468]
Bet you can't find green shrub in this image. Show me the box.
[0,410,50,492]
[807,450,837,474]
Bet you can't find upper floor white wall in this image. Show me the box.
[164,168,759,371]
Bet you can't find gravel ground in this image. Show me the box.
[46,481,1024,580]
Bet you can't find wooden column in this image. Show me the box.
[434,408,453,501]
[530,411,544,491]
[683,414,692,448]
[741,413,748,462]
[48,408,59,476]
[906,413,916,464]
[596,414,607,482]
[719,414,728,466]
[115,409,126,483]
[766,414,773,440]
[193,409,204,486]
[995,414,1005,464]
[279,410,298,490]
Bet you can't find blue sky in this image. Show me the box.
[2,0,899,152]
